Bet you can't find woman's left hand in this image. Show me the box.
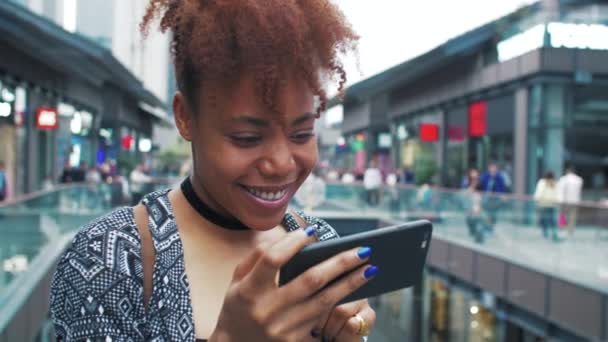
[312,299,376,341]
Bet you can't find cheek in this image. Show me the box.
[296,141,318,173]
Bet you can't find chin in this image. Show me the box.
[243,211,287,231]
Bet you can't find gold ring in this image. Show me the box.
[353,313,369,336]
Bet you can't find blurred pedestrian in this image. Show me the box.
[557,166,583,237]
[72,161,87,182]
[129,164,153,205]
[364,160,382,206]
[86,165,102,209]
[341,170,355,184]
[534,171,560,241]
[462,168,488,243]
[479,163,507,230]
[401,167,415,185]
[59,160,73,183]
[0,161,7,202]
[42,175,54,191]
[386,172,400,213]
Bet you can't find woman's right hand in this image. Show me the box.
[208,226,377,342]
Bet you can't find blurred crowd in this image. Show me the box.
[301,160,592,245]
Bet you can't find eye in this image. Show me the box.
[230,135,262,147]
[291,130,315,143]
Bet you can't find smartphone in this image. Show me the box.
[279,220,432,304]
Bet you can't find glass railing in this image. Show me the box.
[308,182,608,294]
[1,180,605,340]
[0,180,173,337]
[304,182,608,341]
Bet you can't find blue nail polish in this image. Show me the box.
[357,246,372,259]
[364,265,379,279]
[310,330,320,338]
[304,226,317,236]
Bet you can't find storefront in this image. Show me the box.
[337,1,608,197]
[393,110,441,185]
[56,101,97,175]
[0,80,25,198]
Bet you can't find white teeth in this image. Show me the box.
[245,187,287,201]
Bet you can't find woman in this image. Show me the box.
[462,168,488,244]
[534,171,559,241]
[50,1,376,341]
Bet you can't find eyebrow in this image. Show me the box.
[292,112,315,126]
[233,112,315,127]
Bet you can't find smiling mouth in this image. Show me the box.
[240,185,290,202]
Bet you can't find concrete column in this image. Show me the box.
[437,110,445,185]
[544,85,565,178]
[25,89,43,193]
[514,88,529,197]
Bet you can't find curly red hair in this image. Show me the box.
[140,0,358,117]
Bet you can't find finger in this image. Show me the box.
[232,240,272,281]
[310,310,331,340]
[247,225,318,287]
[334,305,376,342]
[322,301,364,341]
[296,264,378,323]
[280,246,373,304]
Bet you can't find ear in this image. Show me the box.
[173,92,194,142]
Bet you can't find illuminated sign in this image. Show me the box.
[397,124,408,140]
[58,102,75,117]
[0,102,11,118]
[547,22,608,50]
[121,135,135,150]
[36,108,58,130]
[378,133,392,148]
[420,123,439,142]
[468,101,487,137]
[70,111,82,134]
[138,138,152,153]
[497,24,545,62]
[497,22,608,62]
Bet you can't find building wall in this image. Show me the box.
[112,0,170,104]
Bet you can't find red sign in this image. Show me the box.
[468,101,487,137]
[36,108,58,130]
[420,123,439,142]
[447,125,466,141]
[121,135,135,150]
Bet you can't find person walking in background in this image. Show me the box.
[401,167,415,185]
[364,160,382,206]
[59,160,73,184]
[0,161,7,202]
[557,166,583,237]
[462,168,488,243]
[534,171,560,241]
[86,165,102,209]
[479,163,507,230]
[129,163,153,205]
[72,161,88,183]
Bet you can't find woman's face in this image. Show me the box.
[176,72,317,230]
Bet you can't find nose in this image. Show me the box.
[258,141,296,178]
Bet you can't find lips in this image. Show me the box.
[242,186,288,201]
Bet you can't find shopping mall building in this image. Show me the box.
[336,0,608,198]
[0,1,170,197]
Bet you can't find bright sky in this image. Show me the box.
[335,0,537,85]
[325,0,537,125]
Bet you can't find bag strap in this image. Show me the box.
[134,204,155,310]
[287,209,308,229]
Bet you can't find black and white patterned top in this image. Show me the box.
[50,189,339,341]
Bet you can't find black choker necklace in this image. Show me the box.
[180,177,250,231]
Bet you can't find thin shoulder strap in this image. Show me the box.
[134,203,155,310]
